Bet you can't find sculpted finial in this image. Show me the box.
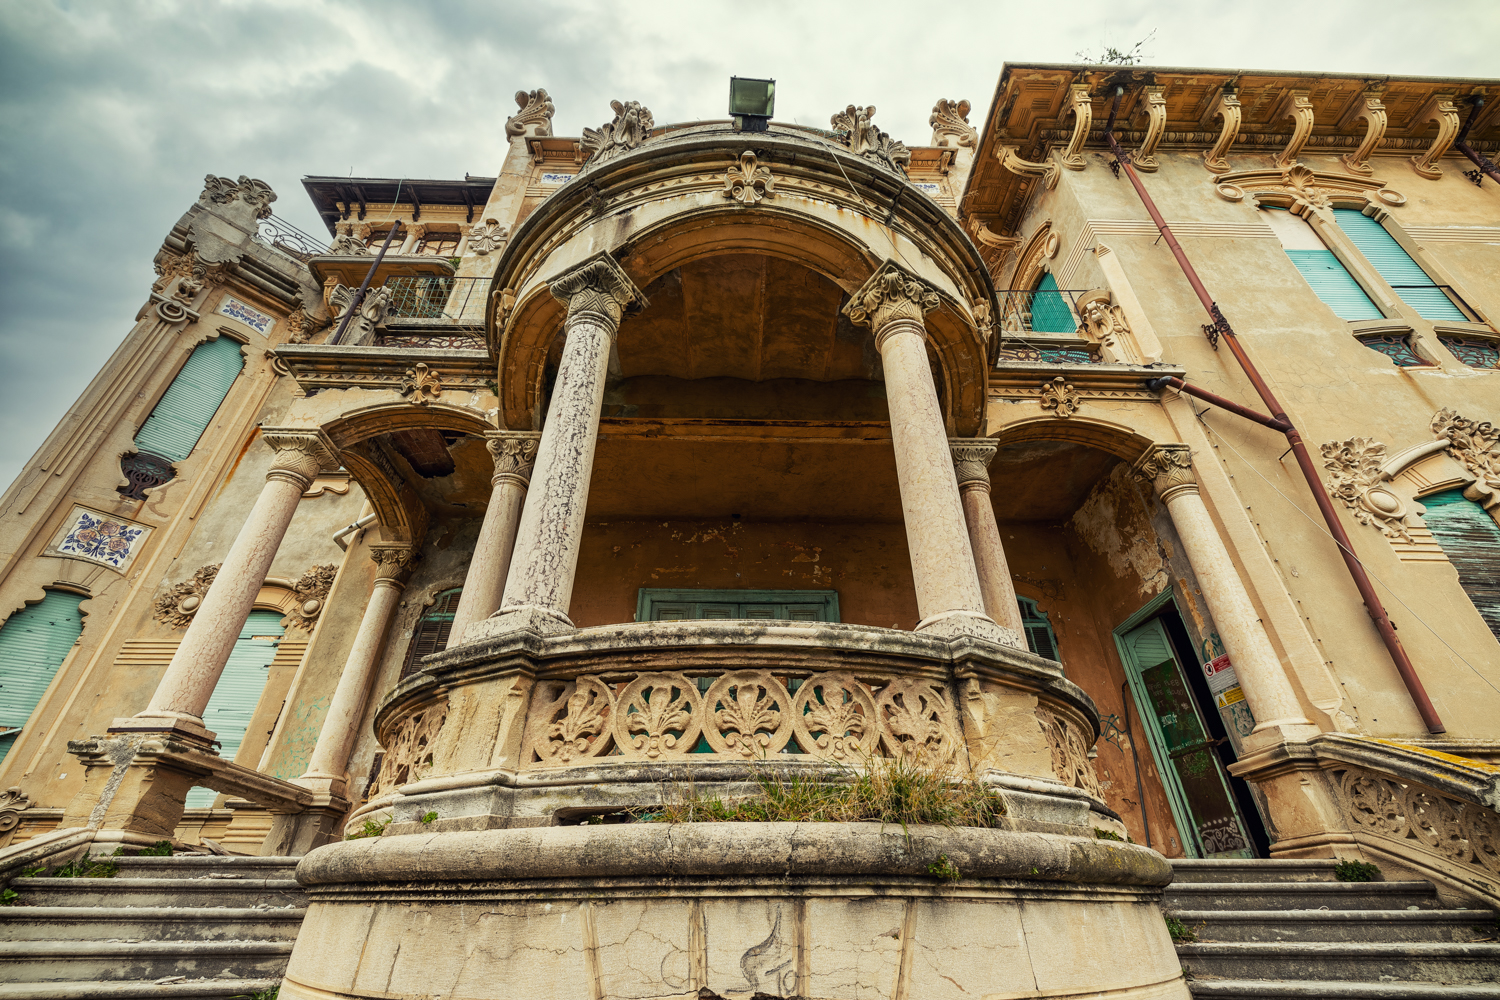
[929,98,978,149]
[505,89,555,138]
[581,100,655,166]
[831,104,911,175]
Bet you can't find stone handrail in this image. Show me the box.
[1234,734,1500,905]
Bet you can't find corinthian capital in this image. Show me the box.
[369,543,420,584]
[261,428,340,487]
[842,263,941,342]
[485,430,542,486]
[1133,444,1197,501]
[949,438,999,491]
[549,254,647,329]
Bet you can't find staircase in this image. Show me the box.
[0,855,304,999]
[1168,858,1500,999]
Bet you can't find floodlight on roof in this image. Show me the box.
[729,76,775,133]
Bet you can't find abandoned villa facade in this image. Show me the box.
[0,61,1498,998]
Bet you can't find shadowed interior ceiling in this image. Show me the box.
[989,440,1122,523]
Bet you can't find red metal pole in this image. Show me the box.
[1456,97,1500,187]
[1104,89,1444,733]
[1145,376,1291,433]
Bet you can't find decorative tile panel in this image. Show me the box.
[46,505,152,572]
[215,295,275,335]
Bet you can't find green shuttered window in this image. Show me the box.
[400,589,463,680]
[1031,272,1076,333]
[1421,490,1500,642]
[1017,596,1059,662]
[1282,250,1383,321]
[184,610,284,809]
[132,337,246,463]
[637,589,840,623]
[1333,210,1467,322]
[0,591,85,765]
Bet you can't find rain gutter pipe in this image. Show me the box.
[330,221,404,346]
[1456,97,1500,187]
[1101,86,1444,734]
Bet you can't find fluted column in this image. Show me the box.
[447,430,540,647]
[1135,444,1314,734]
[299,544,418,793]
[497,254,646,629]
[950,438,1027,636]
[133,429,337,734]
[844,263,1020,648]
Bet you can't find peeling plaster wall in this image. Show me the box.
[569,520,918,629]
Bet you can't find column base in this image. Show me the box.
[915,610,1025,649]
[109,715,218,747]
[465,604,576,643]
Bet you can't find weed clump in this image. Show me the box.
[642,755,1007,831]
[1093,828,1125,842]
[48,854,118,878]
[1334,859,1381,882]
[927,853,962,882]
[1164,914,1197,942]
[345,818,391,841]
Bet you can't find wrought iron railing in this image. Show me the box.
[997,288,1089,335]
[384,276,485,323]
[254,214,331,262]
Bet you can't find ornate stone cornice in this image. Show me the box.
[581,100,654,166]
[1134,443,1197,502]
[486,430,542,487]
[262,428,340,486]
[548,254,647,329]
[949,438,998,491]
[505,88,555,139]
[929,98,978,149]
[842,262,940,340]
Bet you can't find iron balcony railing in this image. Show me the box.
[384,275,486,324]
[993,287,1101,365]
[254,214,331,262]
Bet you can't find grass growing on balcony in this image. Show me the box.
[640,755,1006,830]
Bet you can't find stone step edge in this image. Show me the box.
[0,939,294,956]
[1177,940,1500,956]
[0,979,279,1000]
[0,906,306,921]
[1169,908,1497,921]
[1167,880,1436,891]
[1187,980,1500,999]
[9,877,303,890]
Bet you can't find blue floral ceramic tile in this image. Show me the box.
[50,506,150,571]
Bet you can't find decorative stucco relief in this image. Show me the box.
[1076,290,1131,351]
[153,564,220,629]
[581,100,654,166]
[1321,437,1415,542]
[327,223,370,256]
[929,98,977,149]
[1215,163,1406,211]
[327,283,392,346]
[1037,707,1104,799]
[198,174,276,220]
[1431,408,1500,502]
[1039,376,1081,418]
[466,218,508,254]
[286,563,337,630]
[505,88,555,139]
[1202,89,1242,174]
[830,104,911,175]
[1338,769,1500,883]
[372,700,447,797]
[722,150,774,205]
[399,363,443,405]
[0,787,30,833]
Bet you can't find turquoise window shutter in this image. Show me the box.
[1334,209,1466,321]
[132,337,246,463]
[183,610,284,808]
[1282,250,1383,321]
[636,589,840,623]
[0,591,86,764]
[1421,490,1500,642]
[1030,272,1076,333]
[1017,596,1059,663]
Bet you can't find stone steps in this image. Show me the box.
[1170,859,1500,998]
[0,854,304,997]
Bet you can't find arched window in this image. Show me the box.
[400,588,462,680]
[1422,490,1500,642]
[0,590,85,765]
[119,336,246,499]
[184,610,284,808]
[1017,596,1059,663]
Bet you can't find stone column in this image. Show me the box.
[844,263,1019,648]
[446,431,540,647]
[950,438,1027,637]
[299,544,418,792]
[130,429,338,738]
[496,255,645,630]
[1134,444,1315,736]
[398,223,422,255]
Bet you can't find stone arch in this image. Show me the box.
[988,414,1161,465]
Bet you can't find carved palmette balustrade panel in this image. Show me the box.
[1336,769,1500,879]
[372,699,448,797]
[1037,707,1105,798]
[520,668,961,768]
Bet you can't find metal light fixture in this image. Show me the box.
[729,76,775,133]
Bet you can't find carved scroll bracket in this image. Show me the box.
[1060,84,1093,171]
[1410,95,1460,180]
[1339,88,1388,176]
[1203,89,1243,175]
[1273,90,1315,169]
[1133,85,1167,172]
[997,146,1060,190]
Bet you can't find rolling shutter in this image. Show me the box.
[1282,250,1384,320]
[1334,210,1466,322]
[1031,272,1076,333]
[1421,490,1500,641]
[132,337,246,463]
[1017,596,1059,662]
[0,591,85,765]
[184,610,284,808]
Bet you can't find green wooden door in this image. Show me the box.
[1030,272,1075,333]
[1117,617,1254,858]
[184,610,284,808]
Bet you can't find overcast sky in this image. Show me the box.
[0,0,1494,490]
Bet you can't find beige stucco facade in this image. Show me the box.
[1,64,1498,995]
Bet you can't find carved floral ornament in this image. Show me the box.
[1039,376,1081,418]
[372,701,447,797]
[1038,708,1104,798]
[1338,768,1500,881]
[1133,443,1197,501]
[1321,437,1415,543]
[327,222,371,256]
[723,150,774,206]
[504,88,555,139]
[841,264,939,334]
[929,98,978,149]
[0,786,30,832]
[549,255,646,327]
[151,562,335,631]
[1214,164,1406,210]
[485,431,541,486]
[949,438,998,490]
[198,174,276,220]
[1431,408,1500,497]
[400,363,443,405]
[830,104,911,175]
[153,564,220,629]
[521,669,957,768]
[466,218,508,254]
[581,99,654,166]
